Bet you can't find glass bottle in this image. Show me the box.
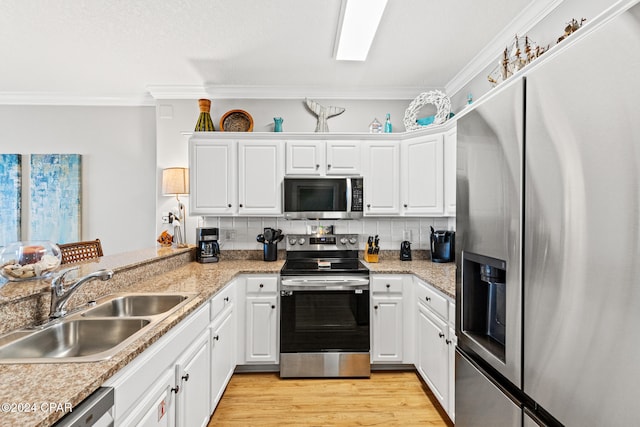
[384,113,392,133]
[194,99,215,131]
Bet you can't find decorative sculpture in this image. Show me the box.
[403,91,452,131]
[305,98,345,132]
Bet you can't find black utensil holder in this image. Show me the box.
[263,242,278,262]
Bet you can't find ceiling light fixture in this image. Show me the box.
[335,0,388,61]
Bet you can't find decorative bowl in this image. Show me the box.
[220,110,254,132]
[0,241,62,281]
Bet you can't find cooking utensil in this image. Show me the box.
[257,234,265,243]
[264,228,274,243]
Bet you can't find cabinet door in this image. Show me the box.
[211,309,235,411]
[443,128,457,216]
[417,303,449,411]
[124,370,175,427]
[238,141,283,215]
[245,296,278,363]
[175,331,210,427]
[372,295,403,362]
[286,140,324,175]
[363,141,400,215]
[189,139,237,215]
[401,134,444,215]
[326,140,361,175]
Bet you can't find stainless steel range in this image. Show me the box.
[279,233,370,378]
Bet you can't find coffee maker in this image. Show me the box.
[430,226,455,263]
[196,227,220,263]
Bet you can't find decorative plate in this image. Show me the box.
[220,110,254,132]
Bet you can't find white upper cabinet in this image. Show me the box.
[189,138,237,216]
[238,140,284,215]
[190,129,453,218]
[401,134,444,215]
[286,140,324,175]
[325,140,361,175]
[363,141,400,215]
[443,128,457,216]
[286,140,361,176]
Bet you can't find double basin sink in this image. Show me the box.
[0,293,197,363]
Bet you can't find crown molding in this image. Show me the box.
[146,84,436,101]
[445,0,565,97]
[0,92,155,106]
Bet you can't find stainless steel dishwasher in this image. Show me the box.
[53,387,114,427]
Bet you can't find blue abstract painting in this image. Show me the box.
[29,154,81,244]
[0,154,21,248]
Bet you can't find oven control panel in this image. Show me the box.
[286,234,359,251]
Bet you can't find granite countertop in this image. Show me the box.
[0,257,284,427]
[0,249,454,426]
[366,259,455,299]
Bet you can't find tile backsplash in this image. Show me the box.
[198,217,455,251]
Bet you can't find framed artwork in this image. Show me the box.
[29,154,81,244]
[0,154,22,247]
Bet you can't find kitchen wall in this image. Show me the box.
[0,105,156,255]
[155,98,454,250]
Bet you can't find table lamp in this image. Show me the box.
[162,167,189,248]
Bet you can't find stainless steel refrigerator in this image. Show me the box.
[455,2,640,425]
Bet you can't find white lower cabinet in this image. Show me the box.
[210,308,235,410]
[372,295,403,362]
[126,370,175,427]
[209,281,236,413]
[175,331,211,427]
[371,275,415,364]
[245,296,278,362]
[238,275,279,364]
[105,303,210,426]
[414,278,456,421]
[417,301,449,408]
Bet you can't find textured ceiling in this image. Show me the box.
[0,0,532,103]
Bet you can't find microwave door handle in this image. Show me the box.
[346,178,353,212]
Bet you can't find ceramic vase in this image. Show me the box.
[273,117,283,132]
[194,99,215,131]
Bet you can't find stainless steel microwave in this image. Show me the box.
[283,177,364,219]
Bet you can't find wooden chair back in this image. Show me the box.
[58,239,104,264]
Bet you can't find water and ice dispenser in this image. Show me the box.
[461,252,507,362]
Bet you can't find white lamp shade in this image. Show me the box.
[162,167,189,195]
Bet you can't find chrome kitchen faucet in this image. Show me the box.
[49,267,114,319]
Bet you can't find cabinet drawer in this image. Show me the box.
[211,282,235,321]
[416,280,448,320]
[246,276,278,294]
[371,276,404,294]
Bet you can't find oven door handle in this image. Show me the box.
[280,277,369,291]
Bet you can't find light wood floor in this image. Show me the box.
[208,371,454,426]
